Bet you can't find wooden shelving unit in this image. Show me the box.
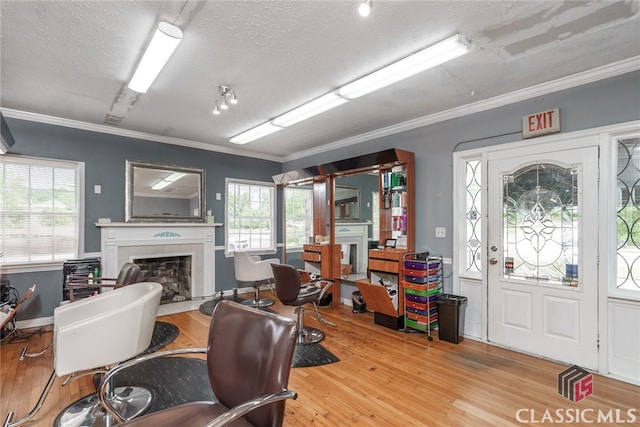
[301,243,341,303]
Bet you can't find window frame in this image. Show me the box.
[224,177,276,256]
[0,154,85,273]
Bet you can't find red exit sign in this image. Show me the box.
[522,108,560,139]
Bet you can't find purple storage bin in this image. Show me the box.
[428,261,441,269]
[404,260,427,270]
[406,293,428,303]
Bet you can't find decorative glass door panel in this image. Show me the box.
[488,142,599,369]
[502,164,579,287]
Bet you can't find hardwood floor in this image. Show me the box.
[2,298,638,426]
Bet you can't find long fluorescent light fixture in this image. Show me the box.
[272,92,349,127]
[338,34,470,99]
[151,172,186,190]
[229,122,283,145]
[128,22,183,93]
[230,34,470,144]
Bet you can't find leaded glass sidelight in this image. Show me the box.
[502,163,579,287]
[465,160,482,273]
[617,138,640,293]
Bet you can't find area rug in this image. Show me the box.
[199,296,276,316]
[142,321,180,355]
[58,357,214,425]
[292,342,340,368]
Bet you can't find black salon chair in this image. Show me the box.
[271,263,329,345]
[67,262,141,302]
[102,300,298,427]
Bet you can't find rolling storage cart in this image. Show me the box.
[401,253,443,340]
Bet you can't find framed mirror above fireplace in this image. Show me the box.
[126,160,205,222]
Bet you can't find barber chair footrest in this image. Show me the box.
[298,327,325,345]
[54,386,152,427]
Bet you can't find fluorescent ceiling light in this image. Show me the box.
[230,122,283,145]
[229,34,470,144]
[337,34,470,99]
[358,0,372,17]
[128,22,183,93]
[272,92,348,127]
[151,172,186,190]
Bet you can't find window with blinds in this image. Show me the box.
[225,178,276,254]
[0,156,81,265]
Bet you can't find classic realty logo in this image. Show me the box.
[558,365,593,403]
[514,365,637,424]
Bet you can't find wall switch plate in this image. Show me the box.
[94,185,101,194]
[216,193,221,200]
[435,227,446,238]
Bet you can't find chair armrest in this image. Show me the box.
[204,390,298,427]
[68,276,118,284]
[98,347,207,423]
[306,279,333,300]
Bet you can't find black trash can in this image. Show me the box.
[352,291,367,313]
[436,294,467,343]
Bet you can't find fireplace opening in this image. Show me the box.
[133,255,192,303]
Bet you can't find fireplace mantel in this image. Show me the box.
[97,222,221,298]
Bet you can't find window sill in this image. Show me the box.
[1,261,64,274]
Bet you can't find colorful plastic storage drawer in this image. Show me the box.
[402,268,427,277]
[405,317,438,331]
[404,260,427,270]
[403,282,440,292]
[405,294,437,304]
[404,275,428,284]
[406,306,438,317]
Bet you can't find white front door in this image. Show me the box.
[487,141,599,369]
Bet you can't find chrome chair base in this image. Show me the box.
[298,326,325,345]
[242,298,275,308]
[54,386,152,427]
[242,284,275,308]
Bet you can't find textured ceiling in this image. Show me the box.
[1,1,639,162]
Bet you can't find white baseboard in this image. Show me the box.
[16,316,53,329]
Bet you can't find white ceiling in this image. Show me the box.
[1,1,639,162]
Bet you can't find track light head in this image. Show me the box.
[213,104,220,115]
[229,90,238,104]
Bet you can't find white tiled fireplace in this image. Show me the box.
[97,223,219,298]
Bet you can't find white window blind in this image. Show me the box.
[0,156,80,264]
[226,178,276,253]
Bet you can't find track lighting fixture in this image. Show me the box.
[212,85,237,116]
[358,0,372,17]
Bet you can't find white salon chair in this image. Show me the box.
[234,250,279,308]
[4,281,163,427]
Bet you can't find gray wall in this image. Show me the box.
[4,70,639,321]
[3,119,282,320]
[284,70,640,296]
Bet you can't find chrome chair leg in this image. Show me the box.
[241,282,274,308]
[295,307,324,345]
[310,302,336,327]
[19,342,52,361]
[4,370,56,427]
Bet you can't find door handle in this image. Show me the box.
[489,258,498,265]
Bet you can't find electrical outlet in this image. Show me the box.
[435,227,446,238]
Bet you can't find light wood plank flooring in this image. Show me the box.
[1,298,638,426]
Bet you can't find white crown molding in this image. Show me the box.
[283,56,640,162]
[2,57,638,165]
[0,109,282,163]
